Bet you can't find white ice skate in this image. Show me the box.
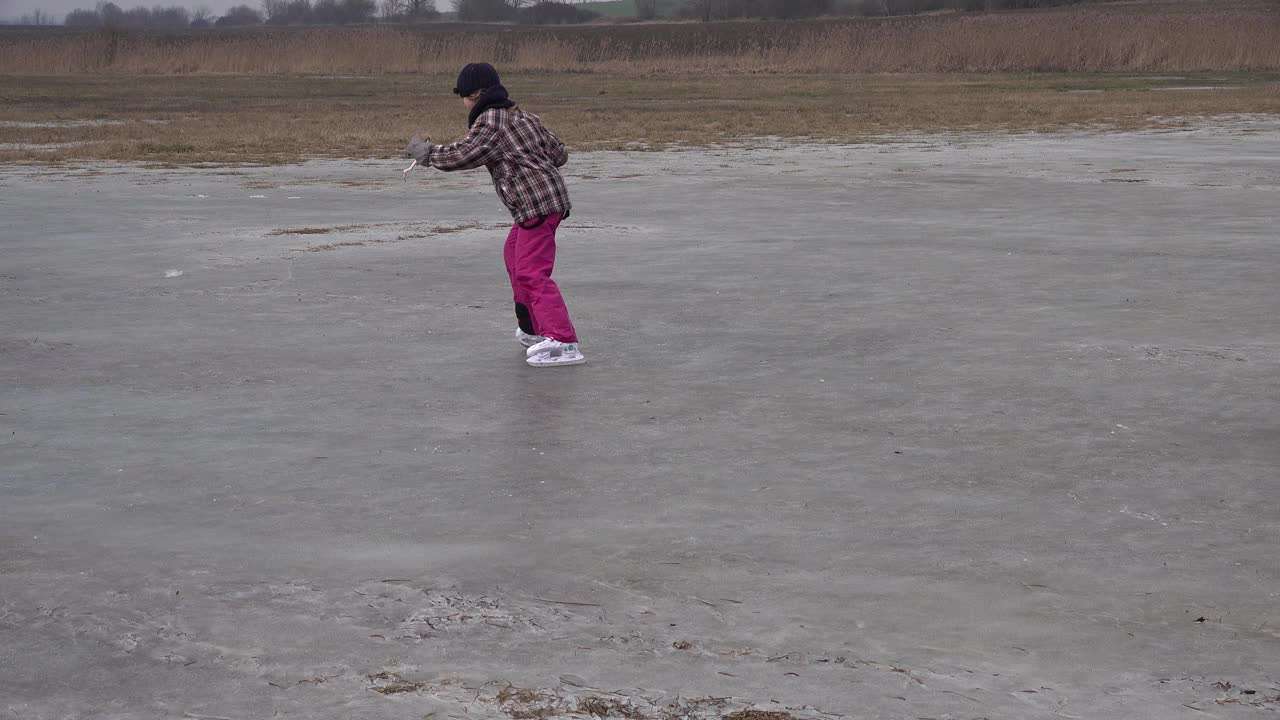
[515,327,546,348]
[526,339,586,367]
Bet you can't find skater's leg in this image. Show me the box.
[504,224,536,335]
[511,213,577,344]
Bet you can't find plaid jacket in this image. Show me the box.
[428,107,571,224]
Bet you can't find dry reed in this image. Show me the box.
[2,4,1279,76]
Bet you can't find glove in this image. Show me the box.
[405,135,433,164]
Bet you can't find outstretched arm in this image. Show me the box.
[425,119,501,172]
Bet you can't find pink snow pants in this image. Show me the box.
[504,212,578,344]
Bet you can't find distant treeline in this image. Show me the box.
[48,0,1106,30]
[63,3,203,28]
[683,0,1097,20]
[463,0,1104,22]
[53,0,598,27]
[61,0,394,27]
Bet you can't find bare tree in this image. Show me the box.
[123,5,153,25]
[96,1,126,26]
[384,0,437,20]
[215,4,264,25]
[404,0,437,19]
[635,0,657,19]
[380,0,404,19]
[65,8,102,24]
[151,5,192,27]
[18,8,53,24]
[280,0,314,23]
[262,0,289,21]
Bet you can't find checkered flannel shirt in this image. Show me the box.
[428,107,571,224]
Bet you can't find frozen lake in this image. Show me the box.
[2,122,1279,718]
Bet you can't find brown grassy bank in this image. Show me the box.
[2,3,1280,75]
[2,72,1278,164]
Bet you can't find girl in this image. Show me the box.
[406,63,585,368]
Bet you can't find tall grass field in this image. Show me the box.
[2,3,1279,75]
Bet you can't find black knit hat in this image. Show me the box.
[453,63,501,97]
